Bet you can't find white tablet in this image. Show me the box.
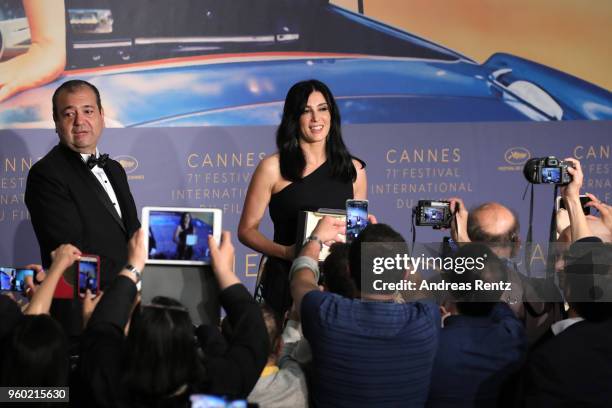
[142,206,222,265]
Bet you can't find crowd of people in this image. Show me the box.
[1,78,611,407]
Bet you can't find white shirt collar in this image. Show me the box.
[80,148,100,162]
[551,317,585,336]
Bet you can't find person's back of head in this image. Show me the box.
[323,243,356,298]
[564,243,612,322]
[1,314,68,386]
[124,296,200,402]
[348,223,408,296]
[446,243,509,316]
[260,304,282,363]
[467,202,520,258]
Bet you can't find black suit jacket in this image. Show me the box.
[521,319,612,407]
[25,143,140,288]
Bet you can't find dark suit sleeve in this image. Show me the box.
[200,283,269,399]
[25,163,83,265]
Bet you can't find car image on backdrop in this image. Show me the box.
[0,0,611,128]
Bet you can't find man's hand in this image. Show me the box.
[50,244,82,271]
[82,289,103,329]
[560,158,583,200]
[311,216,346,246]
[127,229,146,272]
[448,197,470,242]
[22,264,45,298]
[560,158,591,241]
[209,231,240,290]
[585,193,612,234]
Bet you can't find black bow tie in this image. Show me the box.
[86,153,109,169]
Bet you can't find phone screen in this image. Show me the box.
[78,256,99,297]
[346,200,369,242]
[14,269,33,293]
[0,267,16,291]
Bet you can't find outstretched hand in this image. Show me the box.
[585,193,612,234]
[209,231,240,290]
[50,244,82,271]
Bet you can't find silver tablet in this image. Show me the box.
[142,206,222,265]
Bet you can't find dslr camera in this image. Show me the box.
[415,200,452,229]
[523,156,572,185]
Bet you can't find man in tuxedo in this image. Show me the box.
[25,80,140,290]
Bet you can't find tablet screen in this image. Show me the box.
[142,207,222,265]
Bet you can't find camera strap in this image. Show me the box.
[522,182,534,277]
[411,208,417,256]
[546,185,560,280]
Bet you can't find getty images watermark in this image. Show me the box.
[368,248,511,292]
[359,242,612,302]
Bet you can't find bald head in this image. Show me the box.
[468,202,519,244]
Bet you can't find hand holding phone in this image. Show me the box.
[78,255,100,298]
[346,199,369,242]
[556,195,591,216]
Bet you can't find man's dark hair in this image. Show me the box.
[446,243,509,316]
[323,243,356,298]
[52,79,102,122]
[467,203,520,244]
[0,315,69,386]
[260,304,282,357]
[564,243,612,322]
[348,223,408,295]
[123,296,202,402]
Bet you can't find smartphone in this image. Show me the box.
[0,267,32,293]
[0,267,16,291]
[555,195,591,215]
[190,395,247,408]
[346,199,369,242]
[78,255,100,298]
[14,269,34,293]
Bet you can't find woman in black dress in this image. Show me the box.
[174,212,196,260]
[238,79,367,315]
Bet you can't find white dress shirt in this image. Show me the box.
[81,149,122,218]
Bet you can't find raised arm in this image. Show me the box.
[290,216,345,318]
[561,158,592,241]
[24,244,81,315]
[206,230,269,397]
[238,156,294,260]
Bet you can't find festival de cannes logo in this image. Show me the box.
[115,155,139,174]
[504,147,531,165]
[497,147,531,171]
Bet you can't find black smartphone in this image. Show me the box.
[78,255,100,298]
[556,195,591,215]
[346,199,369,242]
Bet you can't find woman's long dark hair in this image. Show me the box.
[276,79,363,182]
[123,296,201,402]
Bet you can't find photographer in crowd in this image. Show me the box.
[446,197,563,344]
[520,158,612,407]
[290,216,439,407]
[427,243,527,407]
